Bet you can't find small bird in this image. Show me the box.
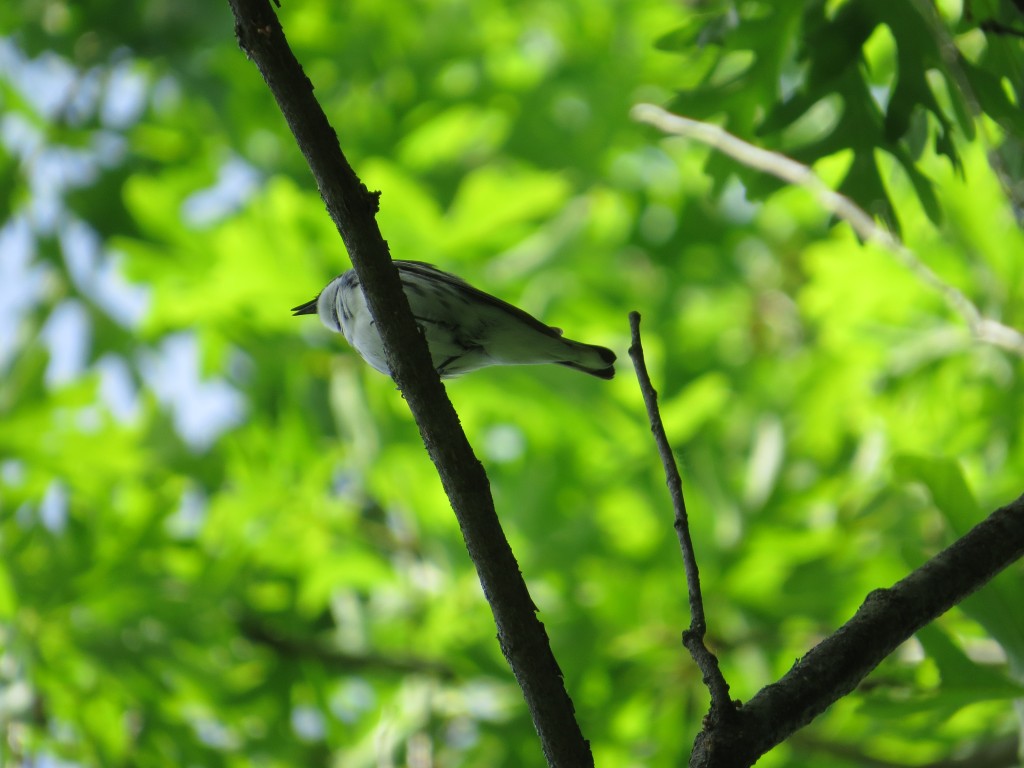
[293,260,616,379]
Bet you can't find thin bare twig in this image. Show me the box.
[628,311,734,720]
[630,103,1024,357]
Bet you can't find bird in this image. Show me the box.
[293,260,616,380]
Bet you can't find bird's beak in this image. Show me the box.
[292,298,319,316]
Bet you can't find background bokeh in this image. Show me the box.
[2,0,1024,765]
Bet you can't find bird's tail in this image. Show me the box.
[555,338,617,379]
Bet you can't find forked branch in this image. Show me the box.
[627,315,1024,768]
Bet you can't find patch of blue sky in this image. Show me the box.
[182,154,261,227]
[40,300,91,388]
[39,480,68,534]
[2,38,247,452]
[0,40,78,121]
[95,353,140,423]
[59,217,149,328]
[0,218,49,372]
[100,57,147,129]
[139,332,247,451]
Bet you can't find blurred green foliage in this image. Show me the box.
[2,0,1023,766]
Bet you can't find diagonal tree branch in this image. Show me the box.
[692,494,1024,767]
[225,2,592,765]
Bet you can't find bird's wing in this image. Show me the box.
[395,261,563,339]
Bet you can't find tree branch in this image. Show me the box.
[627,312,733,720]
[630,103,1024,358]
[239,615,459,678]
[225,2,591,765]
[691,494,1024,768]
